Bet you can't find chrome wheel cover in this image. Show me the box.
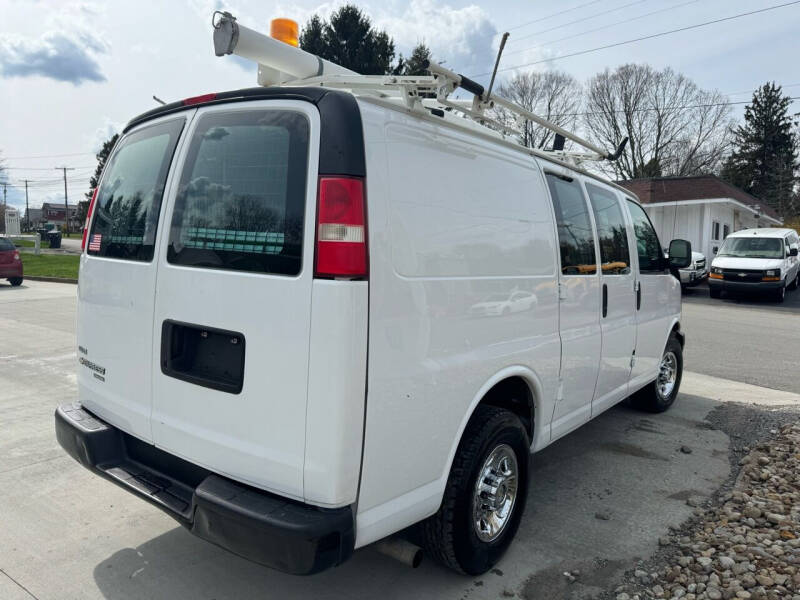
[657,351,678,400]
[473,444,519,542]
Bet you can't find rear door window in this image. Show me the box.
[87,119,185,261]
[167,110,310,276]
[585,183,630,275]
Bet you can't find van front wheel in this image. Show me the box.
[630,334,683,413]
[421,406,529,575]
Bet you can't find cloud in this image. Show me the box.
[0,32,106,84]
[376,0,498,78]
[87,117,122,153]
[0,3,109,85]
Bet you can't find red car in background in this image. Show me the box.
[0,237,23,286]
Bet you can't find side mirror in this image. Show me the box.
[668,239,692,269]
[790,247,798,257]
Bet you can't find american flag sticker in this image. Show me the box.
[88,234,102,252]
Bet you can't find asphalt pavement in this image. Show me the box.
[681,281,800,394]
[1,280,799,600]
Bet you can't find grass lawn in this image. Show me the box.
[12,238,36,248]
[21,254,80,280]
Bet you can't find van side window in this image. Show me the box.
[168,110,310,276]
[585,183,630,275]
[626,200,665,274]
[545,173,597,275]
[87,119,184,261]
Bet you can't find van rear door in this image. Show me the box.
[149,101,319,500]
[78,115,189,442]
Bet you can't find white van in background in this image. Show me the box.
[709,228,800,302]
[55,14,693,577]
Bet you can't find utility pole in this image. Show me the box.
[24,180,30,231]
[55,167,75,234]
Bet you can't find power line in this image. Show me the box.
[479,0,605,42]
[500,0,700,61]
[506,0,652,46]
[549,96,800,119]
[469,1,800,77]
[2,151,96,160]
[2,166,94,171]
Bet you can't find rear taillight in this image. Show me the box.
[81,187,99,251]
[315,176,367,279]
[13,251,20,261]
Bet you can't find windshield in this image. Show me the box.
[717,237,784,259]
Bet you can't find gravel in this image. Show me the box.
[596,403,800,600]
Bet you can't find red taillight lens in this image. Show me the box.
[315,176,367,278]
[82,187,99,251]
[13,251,20,261]
[182,93,217,106]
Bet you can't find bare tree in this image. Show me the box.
[491,71,582,150]
[584,64,732,180]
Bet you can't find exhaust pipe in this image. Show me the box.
[374,538,423,568]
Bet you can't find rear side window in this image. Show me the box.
[546,173,597,275]
[87,119,184,261]
[0,238,14,251]
[585,183,630,275]
[167,110,310,276]
[626,199,665,273]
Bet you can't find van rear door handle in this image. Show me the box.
[602,283,608,318]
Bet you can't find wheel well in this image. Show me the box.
[671,322,685,347]
[477,376,534,441]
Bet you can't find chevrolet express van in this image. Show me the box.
[55,30,693,576]
[709,228,800,302]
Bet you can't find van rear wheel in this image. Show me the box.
[630,334,683,413]
[421,405,529,575]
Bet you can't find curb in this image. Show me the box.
[24,276,78,285]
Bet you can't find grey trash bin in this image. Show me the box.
[48,231,62,249]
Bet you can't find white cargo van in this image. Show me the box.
[56,14,693,576]
[709,228,800,302]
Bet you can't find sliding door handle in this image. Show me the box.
[636,281,642,310]
[602,283,608,318]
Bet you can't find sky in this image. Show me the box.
[0,0,798,213]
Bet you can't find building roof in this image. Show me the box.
[40,202,79,210]
[617,175,780,222]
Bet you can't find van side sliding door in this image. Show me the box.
[584,183,637,416]
[544,172,602,440]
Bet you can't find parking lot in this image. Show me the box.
[1,280,799,600]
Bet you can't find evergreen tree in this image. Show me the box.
[400,43,432,76]
[299,5,396,75]
[721,83,798,217]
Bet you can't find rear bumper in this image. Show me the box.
[55,403,354,575]
[0,262,23,278]
[708,278,783,293]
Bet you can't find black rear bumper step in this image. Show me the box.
[55,403,354,575]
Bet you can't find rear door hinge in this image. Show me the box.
[630,352,636,369]
[556,379,564,402]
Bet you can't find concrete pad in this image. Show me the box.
[0,281,794,600]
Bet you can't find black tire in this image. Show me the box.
[630,334,683,413]
[8,277,22,287]
[421,405,529,575]
[709,288,721,299]
[775,285,786,303]
[788,275,798,291]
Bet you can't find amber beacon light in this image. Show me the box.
[270,18,299,47]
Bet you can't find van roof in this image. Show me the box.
[125,86,640,205]
[728,228,797,238]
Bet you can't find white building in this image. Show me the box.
[618,175,782,260]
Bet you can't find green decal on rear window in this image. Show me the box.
[88,119,185,261]
[167,110,310,276]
